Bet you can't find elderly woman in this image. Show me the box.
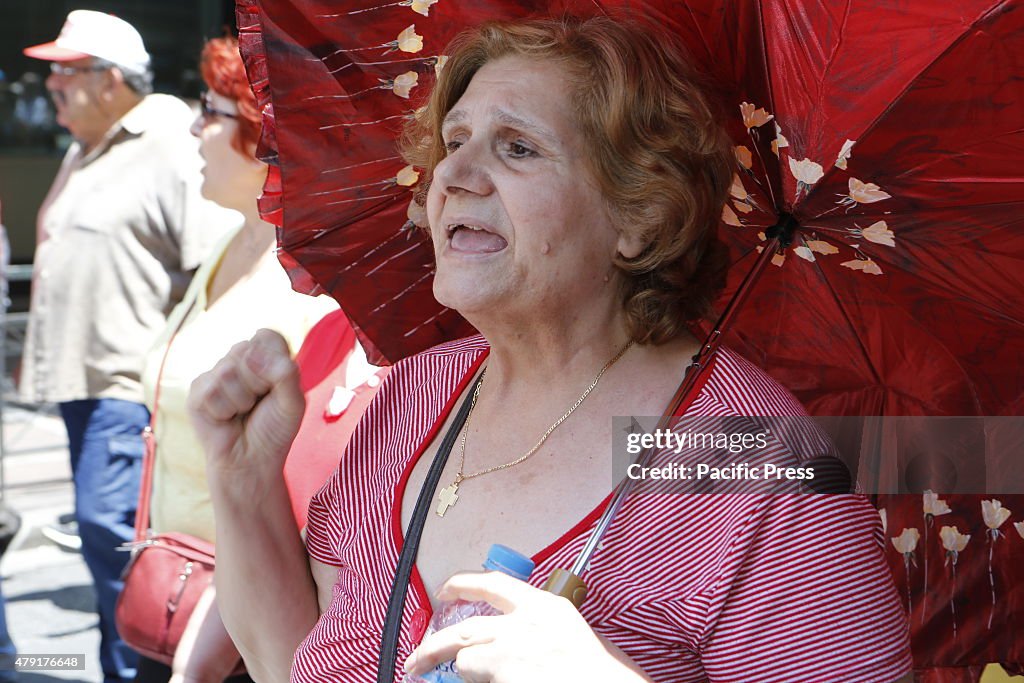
[189,16,912,683]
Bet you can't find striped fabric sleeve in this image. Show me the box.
[305,470,345,567]
[695,494,912,683]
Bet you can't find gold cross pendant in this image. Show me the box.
[436,482,460,517]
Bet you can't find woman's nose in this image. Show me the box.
[189,114,204,138]
[433,139,492,196]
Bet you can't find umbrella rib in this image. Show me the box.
[796,237,1023,415]
[754,0,782,207]
[675,1,714,69]
[813,0,853,133]
[804,0,1011,211]
[805,198,1024,223]
[756,0,773,102]
[870,254,1024,329]
[888,130,1024,182]
[796,222,1024,328]
[321,155,402,175]
[811,258,887,396]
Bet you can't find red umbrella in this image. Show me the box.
[235,0,1024,673]
[680,1,1024,418]
[236,0,1024,416]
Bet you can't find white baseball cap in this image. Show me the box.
[23,10,151,75]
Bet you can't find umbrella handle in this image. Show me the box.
[542,568,588,608]
[544,228,792,609]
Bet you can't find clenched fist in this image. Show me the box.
[187,329,305,483]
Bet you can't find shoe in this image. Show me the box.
[0,504,21,557]
[41,520,81,551]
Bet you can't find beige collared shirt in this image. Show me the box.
[20,94,239,404]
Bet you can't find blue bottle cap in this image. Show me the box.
[483,544,535,580]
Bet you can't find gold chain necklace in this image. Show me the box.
[435,340,634,517]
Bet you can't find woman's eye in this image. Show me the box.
[507,141,535,158]
[444,140,462,154]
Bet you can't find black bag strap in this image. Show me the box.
[377,371,484,682]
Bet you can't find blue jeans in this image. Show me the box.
[60,398,149,683]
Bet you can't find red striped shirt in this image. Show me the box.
[295,336,911,682]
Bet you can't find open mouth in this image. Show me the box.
[447,223,508,254]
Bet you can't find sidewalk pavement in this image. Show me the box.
[1,402,100,683]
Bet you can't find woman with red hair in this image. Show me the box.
[133,37,344,683]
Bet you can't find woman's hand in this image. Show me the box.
[187,328,305,482]
[187,330,317,682]
[403,572,653,683]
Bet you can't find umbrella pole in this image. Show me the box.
[544,218,796,607]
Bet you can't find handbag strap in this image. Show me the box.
[132,296,200,543]
[377,372,484,683]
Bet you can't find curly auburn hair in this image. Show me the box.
[199,37,261,155]
[402,15,734,345]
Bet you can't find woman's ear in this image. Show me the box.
[616,229,647,260]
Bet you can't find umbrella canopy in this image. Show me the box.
[237,0,1023,421]
[683,0,1024,417]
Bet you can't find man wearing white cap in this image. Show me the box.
[22,11,234,682]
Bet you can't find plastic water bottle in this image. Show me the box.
[403,544,535,683]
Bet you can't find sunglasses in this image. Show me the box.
[49,62,110,77]
[200,92,238,121]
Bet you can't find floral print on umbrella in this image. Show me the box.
[734,145,753,170]
[923,490,952,624]
[834,139,855,169]
[856,221,895,247]
[740,102,773,131]
[892,527,920,613]
[344,0,439,16]
[839,177,892,209]
[940,525,971,640]
[788,157,824,202]
[794,239,837,263]
[728,104,899,276]
[771,122,789,156]
[982,499,1012,628]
